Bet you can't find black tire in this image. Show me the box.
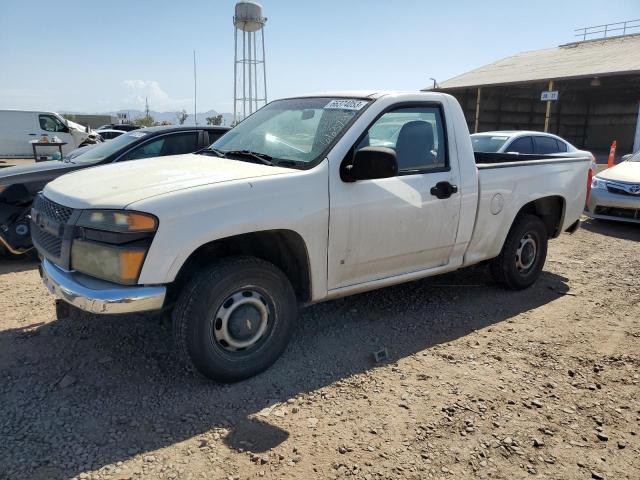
[172,256,298,382]
[490,214,548,290]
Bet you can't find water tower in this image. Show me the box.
[233,1,267,124]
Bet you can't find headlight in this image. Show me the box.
[591,178,608,190]
[72,209,157,284]
[77,210,157,232]
[71,239,147,285]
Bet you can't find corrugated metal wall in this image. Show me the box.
[445,75,640,156]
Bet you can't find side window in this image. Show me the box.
[120,137,165,161]
[39,114,66,132]
[207,130,225,144]
[534,136,560,154]
[159,132,199,155]
[356,106,447,173]
[505,136,533,154]
[556,139,567,152]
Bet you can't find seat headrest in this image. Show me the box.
[395,121,435,169]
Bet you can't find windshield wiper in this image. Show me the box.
[198,147,227,158]
[224,150,274,166]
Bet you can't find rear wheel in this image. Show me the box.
[490,214,548,290]
[172,256,298,382]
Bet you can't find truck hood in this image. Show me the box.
[44,153,296,209]
[597,160,640,183]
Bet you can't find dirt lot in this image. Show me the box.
[0,218,638,480]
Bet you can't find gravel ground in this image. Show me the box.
[0,218,638,480]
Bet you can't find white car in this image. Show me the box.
[33,91,591,381]
[471,131,592,158]
[586,151,640,223]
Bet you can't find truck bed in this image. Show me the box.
[462,153,591,267]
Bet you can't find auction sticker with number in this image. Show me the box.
[324,99,368,110]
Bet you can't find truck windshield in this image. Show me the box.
[71,131,149,163]
[471,135,509,153]
[210,97,371,166]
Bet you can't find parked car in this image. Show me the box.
[473,131,596,201]
[96,129,127,141]
[471,131,592,158]
[0,125,229,256]
[586,151,640,223]
[0,110,101,158]
[96,124,141,132]
[33,91,591,382]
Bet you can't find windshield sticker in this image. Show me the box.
[128,132,148,138]
[324,99,368,111]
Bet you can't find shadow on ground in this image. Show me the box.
[581,218,640,241]
[0,256,39,275]
[0,265,569,479]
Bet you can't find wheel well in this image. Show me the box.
[516,196,565,238]
[171,230,312,304]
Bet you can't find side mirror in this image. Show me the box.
[343,146,398,182]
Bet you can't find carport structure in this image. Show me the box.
[429,28,640,161]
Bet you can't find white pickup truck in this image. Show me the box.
[32,91,590,381]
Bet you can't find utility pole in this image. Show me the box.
[145,97,150,118]
[193,50,198,126]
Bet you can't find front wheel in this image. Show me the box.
[490,214,548,290]
[172,256,298,382]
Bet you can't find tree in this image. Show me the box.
[206,114,223,126]
[62,113,76,122]
[176,109,189,125]
[134,115,156,127]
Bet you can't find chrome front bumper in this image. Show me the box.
[586,187,640,223]
[40,258,166,314]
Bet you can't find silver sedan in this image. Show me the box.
[586,152,640,223]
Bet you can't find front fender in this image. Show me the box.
[131,162,330,301]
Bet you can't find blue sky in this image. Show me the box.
[0,0,638,114]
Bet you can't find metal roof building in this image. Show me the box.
[428,25,640,160]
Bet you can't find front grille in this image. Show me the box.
[595,205,640,220]
[31,195,75,260]
[32,195,74,224]
[606,184,640,197]
[32,226,62,257]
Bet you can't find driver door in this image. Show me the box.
[327,104,461,290]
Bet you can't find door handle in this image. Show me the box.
[28,133,37,136]
[430,181,458,199]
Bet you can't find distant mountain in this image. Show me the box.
[62,109,234,126]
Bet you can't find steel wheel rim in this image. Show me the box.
[211,289,270,352]
[515,232,538,272]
